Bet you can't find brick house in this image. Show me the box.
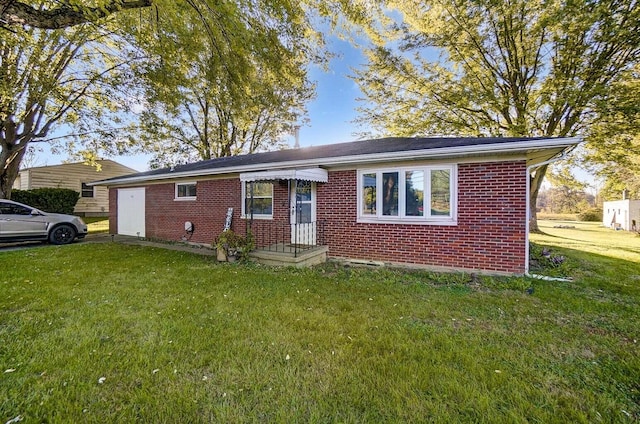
[94,136,581,275]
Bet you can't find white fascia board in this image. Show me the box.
[94,137,582,186]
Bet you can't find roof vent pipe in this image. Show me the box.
[623,189,629,200]
[293,125,300,149]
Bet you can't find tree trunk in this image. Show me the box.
[529,164,548,233]
[0,142,28,200]
[0,0,152,29]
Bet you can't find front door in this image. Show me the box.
[290,180,316,246]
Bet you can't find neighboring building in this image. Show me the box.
[94,136,581,275]
[603,192,640,232]
[14,160,137,217]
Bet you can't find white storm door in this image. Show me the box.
[290,180,316,246]
[117,187,145,237]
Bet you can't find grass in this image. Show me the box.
[531,220,640,263]
[0,221,639,422]
[537,212,578,221]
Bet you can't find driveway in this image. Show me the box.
[0,240,48,252]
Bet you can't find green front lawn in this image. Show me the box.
[1,222,638,422]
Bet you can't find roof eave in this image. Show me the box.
[92,136,582,187]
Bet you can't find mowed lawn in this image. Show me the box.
[1,222,639,422]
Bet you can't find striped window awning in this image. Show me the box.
[239,168,328,183]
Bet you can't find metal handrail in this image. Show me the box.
[249,220,326,257]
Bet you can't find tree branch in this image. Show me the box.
[1,0,152,29]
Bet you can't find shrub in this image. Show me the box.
[577,208,602,222]
[528,243,572,277]
[11,188,80,214]
[215,229,255,261]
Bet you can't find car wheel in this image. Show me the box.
[49,224,77,245]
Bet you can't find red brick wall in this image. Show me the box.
[140,179,244,244]
[108,188,117,234]
[108,160,527,273]
[317,161,527,274]
[109,179,293,246]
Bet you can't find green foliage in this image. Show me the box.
[582,64,640,197]
[0,9,138,199]
[349,0,640,227]
[1,0,328,197]
[354,0,640,138]
[537,187,594,214]
[577,208,603,222]
[528,243,570,276]
[11,188,80,214]
[215,229,255,260]
[537,166,594,214]
[121,0,322,168]
[599,171,640,201]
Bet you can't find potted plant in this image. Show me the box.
[216,229,238,262]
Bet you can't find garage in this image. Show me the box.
[117,188,145,237]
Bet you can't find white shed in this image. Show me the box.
[603,198,640,231]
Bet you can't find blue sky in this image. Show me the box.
[300,37,368,147]
[39,36,368,172]
[35,34,592,187]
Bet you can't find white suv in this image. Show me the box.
[0,199,88,245]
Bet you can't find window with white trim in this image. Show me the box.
[358,165,456,223]
[242,182,273,219]
[175,182,197,200]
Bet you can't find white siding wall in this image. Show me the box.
[630,200,640,231]
[603,199,640,231]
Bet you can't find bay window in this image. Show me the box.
[358,165,456,223]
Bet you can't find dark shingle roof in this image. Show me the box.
[96,136,579,185]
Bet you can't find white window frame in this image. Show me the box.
[241,181,274,220]
[175,181,197,201]
[357,165,457,225]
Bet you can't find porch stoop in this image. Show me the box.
[249,245,328,267]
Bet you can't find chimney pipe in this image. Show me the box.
[293,125,300,149]
[623,189,629,200]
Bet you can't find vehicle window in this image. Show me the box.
[0,202,33,215]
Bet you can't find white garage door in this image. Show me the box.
[117,188,145,237]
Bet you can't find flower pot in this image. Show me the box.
[216,248,227,262]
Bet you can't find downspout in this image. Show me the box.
[249,182,254,235]
[525,148,574,280]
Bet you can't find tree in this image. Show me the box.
[0,19,138,199]
[538,167,593,213]
[1,0,325,198]
[351,0,640,231]
[583,64,640,201]
[127,0,317,167]
[600,171,640,201]
[0,0,151,29]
